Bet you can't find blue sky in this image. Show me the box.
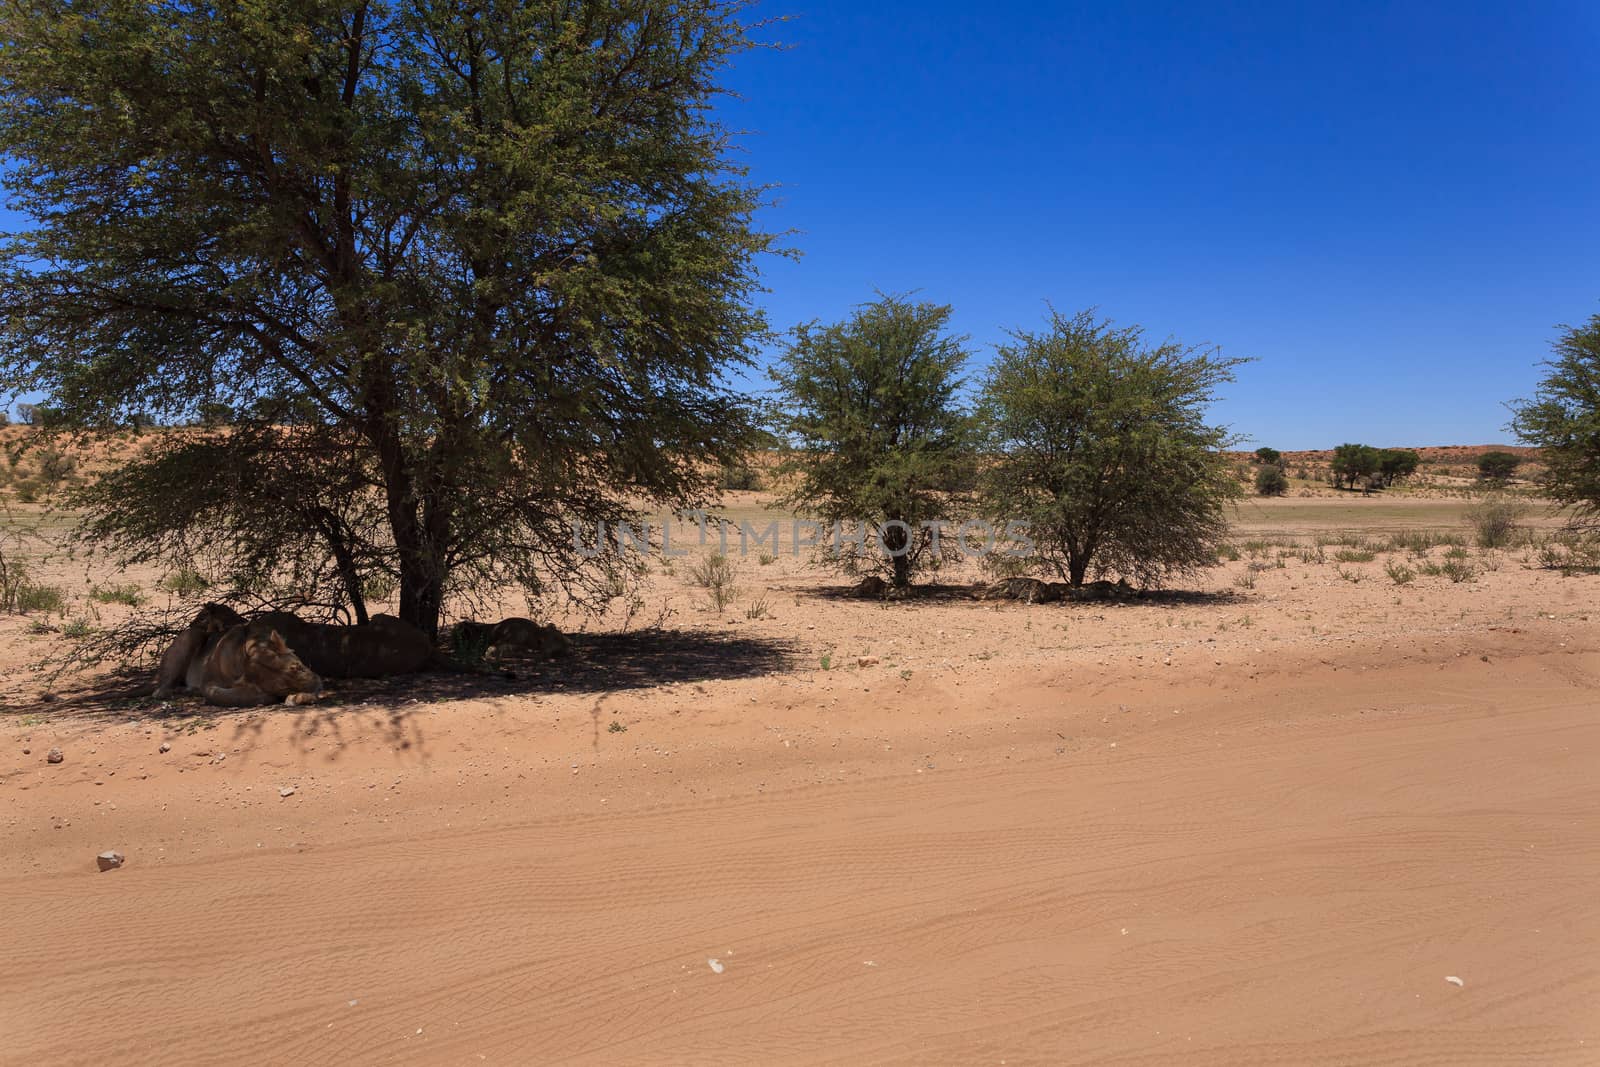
[3,3,1595,449]
[723,0,1600,448]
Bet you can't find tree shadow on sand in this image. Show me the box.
[24,627,800,721]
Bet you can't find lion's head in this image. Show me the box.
[241,628,322,697]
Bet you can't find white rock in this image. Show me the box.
[707,958,725,974]
[1445,975,1464,987]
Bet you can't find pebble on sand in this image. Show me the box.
[96,851,124,872]
[46,747,64,764]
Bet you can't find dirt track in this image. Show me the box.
[4,626,1597,1065]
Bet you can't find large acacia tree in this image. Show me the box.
[0,0,771,636]
[978,308,1243,588]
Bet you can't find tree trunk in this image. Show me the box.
[1068,553,1089,588]
[884,519,912,589]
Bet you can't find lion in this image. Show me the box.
[975,577,1064,603]
[155,604,433,697]
[155,616,322,707]
[250,611,435,678]
[454,617,571,660]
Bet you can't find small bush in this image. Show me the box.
[758,551,776,566]
[716,463,763,492]
[61,617,93,638]
[1254,464,1289,496]
[689,552,738,613]
[1467,495,1528,549]
[1252,446,1281,466]
[1439,558,1478,583]
[1216,543,1241,562]
[1384,561,1416,585]
[1334,548,1376,563]
[159,568,209,597]
[745,593,772,620]
[13,477,40,503]
[11,581,66,615]
[90,582,144,607]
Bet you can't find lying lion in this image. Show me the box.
[155,604,435,704]
[454,617,570,660]
[153,607,322,707]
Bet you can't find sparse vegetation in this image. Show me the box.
[159,568,209,598]
[1467,495,1528,549]
[1476,451,1522,483]
[689,553,739,614]
[90,582,144,607]
[1254,464,1289,496]
[1384,561,1416,585]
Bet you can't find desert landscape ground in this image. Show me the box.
[3,455,1597,1065]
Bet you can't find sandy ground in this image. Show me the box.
[2,493,1598,1064]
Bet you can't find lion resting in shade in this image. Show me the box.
[152,605,321,707]
[154,604,435,705]
[453,617,571,660]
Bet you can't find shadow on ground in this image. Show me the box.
[16,627,801,721]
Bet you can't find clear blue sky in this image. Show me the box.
[723,0,1600,449]
[3,3,1595,449]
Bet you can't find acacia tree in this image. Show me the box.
[0,0,771,637]
[1510,313,1600,528]
[770,294,974,589]
[978,308,1243,588]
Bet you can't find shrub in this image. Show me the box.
[159,568,209,597]
[689,552,738,613]
[13,477,40,503]
[1253,446,1281,466]
[1254,465,1289,496]
[1384,560,1416,585]
[1467,495,1528,548]
[1439,558,1478,583]
[11,580,66,615]
[716,463,764,492]
[90,582,144,607]
[61,617,93,638]
[1334,547,1376,563]
[449,624,492,669]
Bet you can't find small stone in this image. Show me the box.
[279,787,296,798]
[1445,975,1464,987]
[159,742,171,754]
[96,851,124,872]
[857,656,879,668]
[21,748,29,755]
[46,748,63,764]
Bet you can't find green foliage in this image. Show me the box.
[1467,494,1528,548]
[770,294,975,588]
[90,582,144,607]
[1252,446,1281,465]
[1476,451,1522,482]
[1330,443,1380,489]
[716,463,764,492]
[0,0,771,638]
[1384,560,1416,585]
[61,616,92,639]
[1511,314,1600,524]
[1254,464,1289,496]
[448,625,492,670]
[158,568,209,598]
[1375,448,1419,487]
[978,308,1243,588]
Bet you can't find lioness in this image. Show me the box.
[454,617,570,660]
[157,619,322,707]
[251,612,434,678]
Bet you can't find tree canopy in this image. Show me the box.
[1476,450,1523,482]
[0,0,773,636]
[1511,313,1600,527]
[769,294,974,589]
[977,308,1243,588]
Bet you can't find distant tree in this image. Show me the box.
[1510,313,1600,526]
[1330,443,1380,490]
[770,294,974,589]
[978,308,1244,588]
[1254,464,1289,496]
[1375,448,1420,488]
[0,0,771,637]
[1253,446,1281,466]
[0,410,8,427]
[14,403,38,426]
[197,402,233,429]
[1477,450,1523,483]
[128,412,158,431]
